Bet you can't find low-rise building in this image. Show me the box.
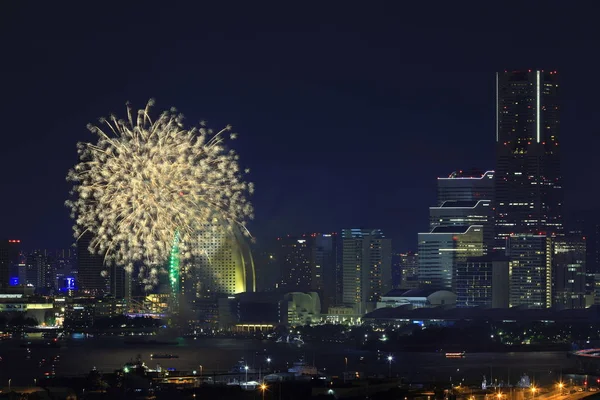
[376,288,457,309]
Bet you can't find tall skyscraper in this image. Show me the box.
[77,232,109,295]
[418,225,485,290]
[437,170,494,206]
[495,70,563,246]
[341,229,391,314]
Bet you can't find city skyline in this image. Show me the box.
[1,3,599,251]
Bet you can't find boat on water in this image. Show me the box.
[150,353,179,359]
[230,359,255,373]
[276,334,304,345]
[445,351,466,358]
[288,358,318,376]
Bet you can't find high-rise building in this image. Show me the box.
[430,200,494,251]
[0,239,20,289]
[396,252,419,289]
[77,231,109,295]
[275,233,339,310]
[455,256,509,308]
[24,250,54,291]
[188,224,255,298]
[507,234,553,308]
[278,236,312,292]
[418,225,485,290]
[341,229,391,314]
[110,265,131,303]
[437,170,494,206]
[495,70,563,248]
[312,233,338,310]
[553,234,586,309]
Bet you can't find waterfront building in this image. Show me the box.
[376,288,457,309]
[341,229,392,315]
[188,223,255,298]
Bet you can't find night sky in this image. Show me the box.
[1,2,599,251]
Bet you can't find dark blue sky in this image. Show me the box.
[1,2,599,251]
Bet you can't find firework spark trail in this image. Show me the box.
[66,100,254,290]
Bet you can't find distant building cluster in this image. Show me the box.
[1,70,599,331]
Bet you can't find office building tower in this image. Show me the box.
[418,225,485,290]
[275,233,338,310]
[342,229,392,315]
[553,234,586,309]
[455,256,509,308]
[495,70,563,247]
[278,236,312,292]
[430,200,494,251]
[312,233,338,310]
[77,231,109,295]
[437,170,494,206]
[54,249,77,292]
[507,234,553,308]
[0,239,20,289]
[110,264,131,303]
[397,252,419,289]
[571,211,600,274]
[25,250,53,290]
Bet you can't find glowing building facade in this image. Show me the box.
[188,224,255,298]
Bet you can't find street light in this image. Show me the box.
[199,365,203,378]
[8,379,11,392]
[387,355,393,378]
[245,365,249,384]
[531,386,537,399]
[266,357,271,370]
[260,383,268,400]
[558,382,564,396]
